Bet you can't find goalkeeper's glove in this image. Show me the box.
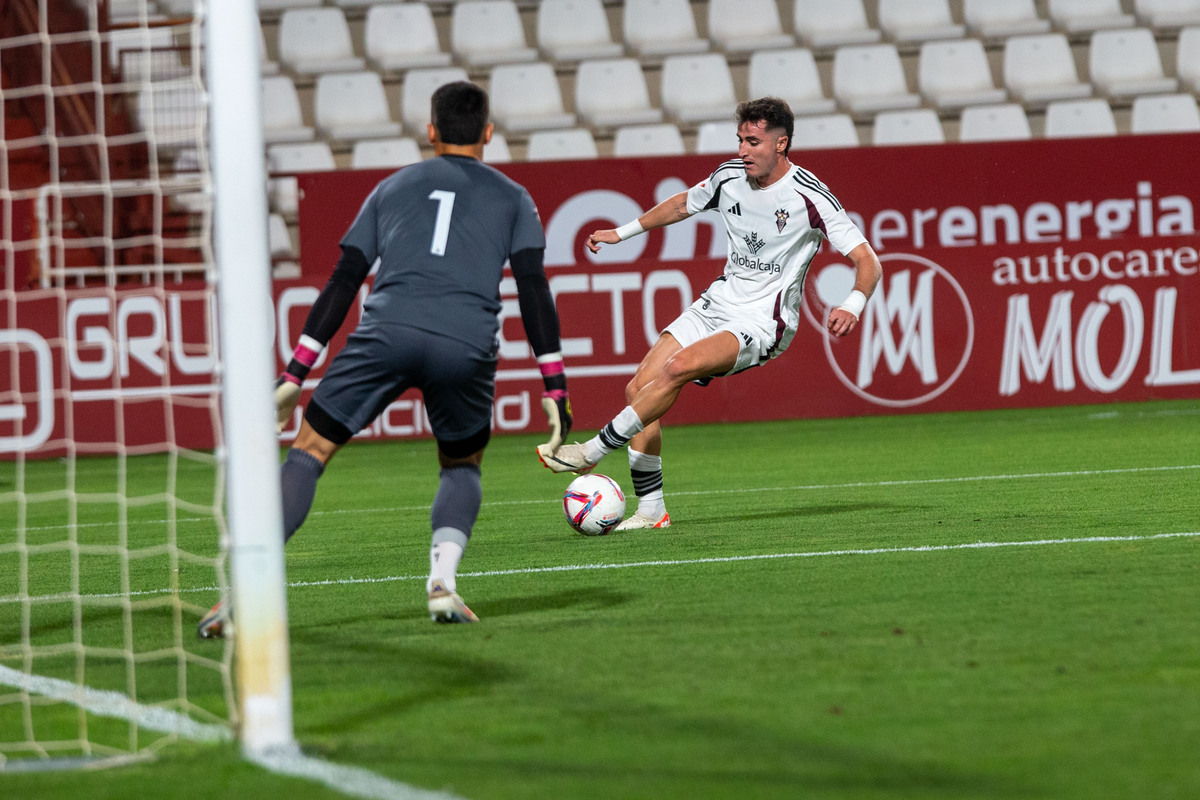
[275,336,324,433]
[538,356,572,454]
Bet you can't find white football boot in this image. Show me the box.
[428,578,479,623]
[536,442,597,474]
[614,510,671,531]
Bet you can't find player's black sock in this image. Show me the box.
[281,448,325,542]
[431,464,482,537]
[630,467,664,498]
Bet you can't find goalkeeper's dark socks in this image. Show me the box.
[281,447,325,543]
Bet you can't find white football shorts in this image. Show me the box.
[663,296,790,376]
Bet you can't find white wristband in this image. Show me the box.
[614,219,645,241]
[837,290,867,319]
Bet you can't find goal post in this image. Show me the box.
[205,0,295,756]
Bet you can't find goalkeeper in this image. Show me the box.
[200,81,570,636]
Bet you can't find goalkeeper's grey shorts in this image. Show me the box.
[309,323,497,444]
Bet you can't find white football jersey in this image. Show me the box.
[685,159,867,334]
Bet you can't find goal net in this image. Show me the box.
[1,0,290,767]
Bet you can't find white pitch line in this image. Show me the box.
[0,665,466,799]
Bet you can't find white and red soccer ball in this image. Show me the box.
[562,473,626,535]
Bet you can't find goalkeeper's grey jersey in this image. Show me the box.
[340,154,545,352]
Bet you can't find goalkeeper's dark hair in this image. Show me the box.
[430,81,490,145]
[736,96,794,156]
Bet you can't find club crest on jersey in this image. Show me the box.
[775,208,789,233]
[743,231,766,254]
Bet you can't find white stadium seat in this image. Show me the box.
[484,133,513,163]
[1177,26,1200,90]
[400,67,469,133]
[267,142,336,216]
[365,3,453,73]
[694,120,739,153]
[260,22,279,76]
[1130,93,1200,132]
[623,0,710,57]
[1088,28,1178,99]
[351,137,424,170]
[877,0,966,44]
[747,48,837,116]
[917,39,1007,110]
[793,114,860,149]
[792,0,881,48]
[269,213,300,280]
[1003,33,1092,106]
[258,0,321,10]
[536,0,624,63]
[1135,0,1200,29]
[314,71,403,143]
[707,0,795,54]
[612,123,686,156]
[958,103,1033,141]
[488,62,577,133]
[1047,0,1135,33]
[451,0,539,68]
[574,58,664,129]
[1043,98,1117,138]
[872,109,946,145]
[832,43,922,115]
[277,8,364,75]
[963,0,1051,39]
[261,75,314,145]
[660,54,737,124]
[526,128,600,161]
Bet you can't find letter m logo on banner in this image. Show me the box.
[857,270,938,388]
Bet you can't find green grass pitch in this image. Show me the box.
[3,399,1199,799]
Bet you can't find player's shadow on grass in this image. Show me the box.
[687,501,904,525]
[480,586,630,619]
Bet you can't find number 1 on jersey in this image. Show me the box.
[428,190,455,256]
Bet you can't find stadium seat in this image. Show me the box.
[1047,0,1135,33]
[258,0,321,10]
[269,213,300,280]
[958,103,1033,141]
[832,44,922,115]
[451,0,539,68]
[792,0,881,48]
[872,109,946,145]
[660,54,738,124]
[277,8,364,75]
[262,75,315,144]
[135,82,203,151]
[350,137,424,169]
[707,0,795,54]
[1003,33,1092,106]
[484,133,513,163]
[877,0,966,44]
[400,67,469,133]
[526,128,600,161]
[267,142,336,216]
[1135,0,1200,29]
[488,63,577,134]
[1043,98,1117,137]
[612,123,686,156]
[1177,26,1200,90]
[792,113,860,149]
[574,58,664,129]
[623,0,710,57]
[260,23,280,76]
[963,0,1051,39]
[747,48,837,116]
[917,39,1007,110]
[365,3,453,73]
[107,25,177,80]
[694,120,739,153]
[314,71,403,143]
[1088,28,1178,99]
[1130,92,1200,131]
[536,0,624,63]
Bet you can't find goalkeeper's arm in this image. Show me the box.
[510,247,572,452]
[275,245,372,431]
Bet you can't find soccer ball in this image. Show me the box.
[562,474,626,536]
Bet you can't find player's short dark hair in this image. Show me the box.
[430,81,490,145]
[736,97,794,155]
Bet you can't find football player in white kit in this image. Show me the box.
[537,97,881,531]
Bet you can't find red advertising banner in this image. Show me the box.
[4,134,1198,457]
